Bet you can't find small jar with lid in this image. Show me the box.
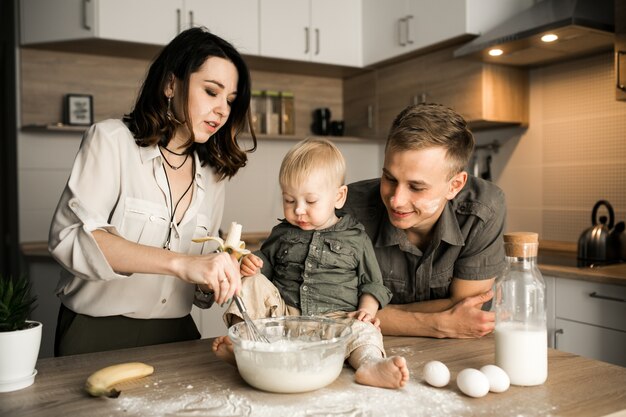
[494,231,547,386]
[249,90,263,134]
[280,91,295,135]
[265,90,281,135]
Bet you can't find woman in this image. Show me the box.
[48,27,256,356]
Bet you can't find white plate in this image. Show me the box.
[0,370,38,393]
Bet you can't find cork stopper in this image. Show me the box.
[503,232,539,257]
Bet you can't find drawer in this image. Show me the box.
[555,279,626,332]
[555,318,626,367]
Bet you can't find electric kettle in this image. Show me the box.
[577,200,621,266]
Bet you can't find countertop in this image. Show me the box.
[1,335,625,417]
[22,239,626,286]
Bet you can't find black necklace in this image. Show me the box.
[161,145,187,157]
[162,159,196,250]
[159,146,189,170]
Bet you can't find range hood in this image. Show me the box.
[454,0,614,66]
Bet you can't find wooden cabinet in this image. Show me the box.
[259,0,361,67]
[616,0,626,101]
[343,71,379,139]
[372,45,528,135]
[20,0,183,46]
[361,0,533,66]
[547,277,626,367]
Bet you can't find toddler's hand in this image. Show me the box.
[240,253,263,277]
[348,309,381,330]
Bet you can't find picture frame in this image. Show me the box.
[64,94,93,126]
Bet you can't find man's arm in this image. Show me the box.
[378,277,495,338]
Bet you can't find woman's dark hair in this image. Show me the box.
[124,27,256,180]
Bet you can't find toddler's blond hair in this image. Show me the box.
[279,138,346,189]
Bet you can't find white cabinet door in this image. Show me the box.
[361,0,533,66]
[260,0,310,61]
[20,0,94,44]
[98,0,182,46]
[361,0,408,65]
[555,318,626,367]
[260,0,361,66]
[186,0,260,55]
[310,0,361,66]
[20,0,182,46]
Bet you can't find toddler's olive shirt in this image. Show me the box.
[255,214,393,316]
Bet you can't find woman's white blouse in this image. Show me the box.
[48,119,224,318]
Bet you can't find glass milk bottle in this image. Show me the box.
[494,232,547,386]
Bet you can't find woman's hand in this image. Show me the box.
[174,252,242,305]
[240,254,263,277]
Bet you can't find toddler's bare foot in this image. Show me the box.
[354,356,410,389]
[212,336,237,366]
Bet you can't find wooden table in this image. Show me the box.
[2,335,625,417]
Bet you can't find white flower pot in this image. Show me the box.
[0,321,42,392]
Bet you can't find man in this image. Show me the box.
[341,103,506,338]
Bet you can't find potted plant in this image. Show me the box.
[0,275,41,392]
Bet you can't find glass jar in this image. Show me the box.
[280,91,295,135]
[249,90,263,134]
[265,90,281,135]
[494,232,547,386]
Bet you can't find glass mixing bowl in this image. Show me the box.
[228,316,352,393]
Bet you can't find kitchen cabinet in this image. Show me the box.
[19,0,259,54]
[343,71,379,139]
[616,0,626,101]
[548,277,626,367]
[361,0,533,66]
[259,0,361,67]
[20,0,183,46]
[373,45,528,135]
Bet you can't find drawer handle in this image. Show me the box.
[589,292,625,303]
[554,328,564,350]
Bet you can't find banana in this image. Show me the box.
[192,221,251,261]
[85,362,154,398]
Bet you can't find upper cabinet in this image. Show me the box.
[187,0,259,55]
[259,0,361,67]
[20,0,259,55]
[20,0,183,46]
[361,0,533,66]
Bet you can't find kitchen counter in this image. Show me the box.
[1,336,625,417]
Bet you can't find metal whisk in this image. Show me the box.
[233,295,270,343]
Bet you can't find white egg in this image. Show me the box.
[480,364,510,393]
[422,360,450,387]
[456,368,490,398]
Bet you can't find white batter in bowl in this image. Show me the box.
[228,316,352,393]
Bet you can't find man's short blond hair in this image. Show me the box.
[279,138,346,189]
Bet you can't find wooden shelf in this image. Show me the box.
[22,124,87,133]
[20,126,380,144]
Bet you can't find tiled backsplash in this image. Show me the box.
[477,52,626,243]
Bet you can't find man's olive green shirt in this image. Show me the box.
[341,177,506,304]
[256,214,392,316]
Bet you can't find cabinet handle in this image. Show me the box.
[398,18,407,46]
[304,27,310,54]
[405,15,414,44]
[177,8,181,34]
[82,0,92,31]
[315,28,320,55]
[554,328,564,349]
[189,10,194,28]
[367,104,373,129]
[618,50,626,91]
[589,292,625,302]
[412,93,427,105]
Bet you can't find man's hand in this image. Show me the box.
[437,290,495,338]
